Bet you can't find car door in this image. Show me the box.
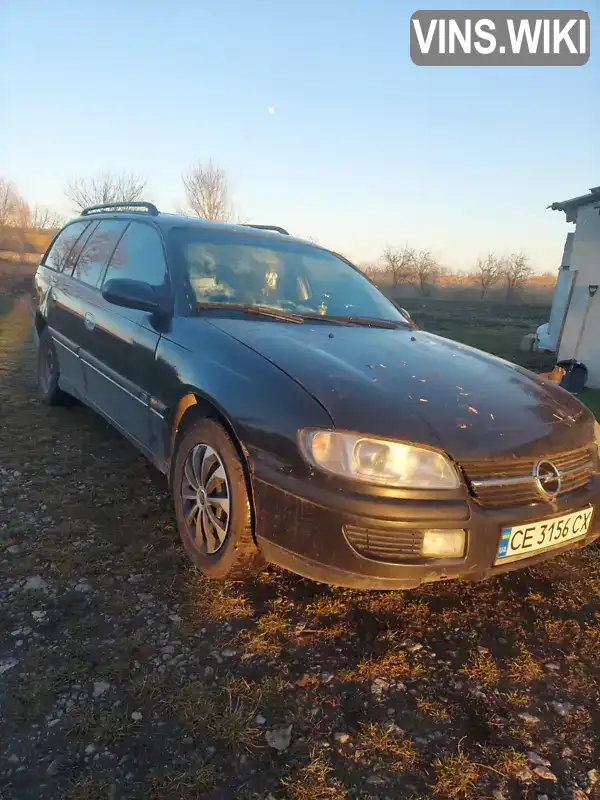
[36,219,95,398]
[81,220,171,459]
[59,218,125,397]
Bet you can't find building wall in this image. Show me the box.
[546,232,575,350]
[558,203,600,386]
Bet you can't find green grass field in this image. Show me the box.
[401,297,555,370]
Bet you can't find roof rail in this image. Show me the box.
[242,223,289,235]
[81,201,159,216]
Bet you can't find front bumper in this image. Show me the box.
[253,470,600,590]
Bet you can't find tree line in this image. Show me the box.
[0,179,64,232]
[1,168,537,298]
[0,160,233,237]
[361,246,535,299]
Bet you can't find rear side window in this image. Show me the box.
[102,222,167,288]
[62,221,99,276]
[72,220,128,288]
[43,222,90,272]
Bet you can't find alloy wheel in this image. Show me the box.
[181,443,230,554]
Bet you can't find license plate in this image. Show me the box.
[495,506,594,565]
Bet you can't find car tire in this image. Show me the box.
[172,418,265,580]
[37,328,72,406]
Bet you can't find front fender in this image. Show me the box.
[154,317,334,479]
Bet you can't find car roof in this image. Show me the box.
[68,202,316,249]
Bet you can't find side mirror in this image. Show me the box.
[102,278,160,313]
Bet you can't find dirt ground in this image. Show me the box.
[1,298,599,800]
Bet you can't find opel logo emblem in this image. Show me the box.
[532,459,562,501]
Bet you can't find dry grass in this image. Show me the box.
[186,574,253,621]
[131,673,265,753]
[357,723,418,772]
[417,699,452,721]
[306,594,349,617]
[431,751,481,799]
[209,689,264,751]
[580,620,600,660]
[543,617,581,643]
[236,608,291,656]
[507,643,543,683]
[68,709,136,746]
[542,612,600,663]
[504,690,530,707]
[495,747,529,777]
[461,650,501,687]
[149,759,218,799]
[175,683,263,752]
[342,648,425,683]
[281,749,348,800]
[362,591,406,615]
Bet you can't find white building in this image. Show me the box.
[547,185,600,387]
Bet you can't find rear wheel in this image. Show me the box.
[37,328,72,406]
[172,418,264,580]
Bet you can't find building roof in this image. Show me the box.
[549,185,600,222]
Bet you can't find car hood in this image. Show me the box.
[210,319,593,459]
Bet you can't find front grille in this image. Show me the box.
[461,446,595,509]
[344,525,423,562]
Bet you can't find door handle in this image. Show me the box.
[84,312,95,331]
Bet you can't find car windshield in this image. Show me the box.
[169,227,408,324]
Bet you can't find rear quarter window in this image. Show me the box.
[72,220,128,288]
[43,221,90,272]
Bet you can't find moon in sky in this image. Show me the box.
[267,106,276,115]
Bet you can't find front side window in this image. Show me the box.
[72,220,128,288]
[168,227,406,323]
[43,221,90,272]
[103,222,167,287]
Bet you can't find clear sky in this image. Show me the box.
[1,0,597,270]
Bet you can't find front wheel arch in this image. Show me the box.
[169,394,257,538]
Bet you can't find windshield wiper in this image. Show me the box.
[195,304,408,329]
[301,314,406,329]
[195,302,304,324]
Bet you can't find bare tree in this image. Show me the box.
[358,261,383,282]
[181,160,232,222]
[381,245,416,287]
[13,198,32,229]
[502,252,534,298]
[65,171,147,211]
[475,251,503,300]
[414,250,440,296]
[27,205,64,231]
[0,178,21,228]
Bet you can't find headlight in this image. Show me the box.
[299,429,460,489]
